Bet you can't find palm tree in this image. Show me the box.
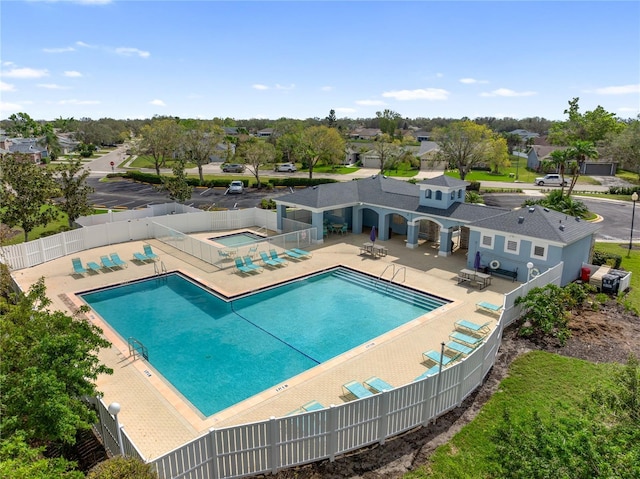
[566,140,598,196]
[548,149,572,197]
[37,124,62,161]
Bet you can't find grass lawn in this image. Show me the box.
[1,210,70,246]
[406,351,612,478]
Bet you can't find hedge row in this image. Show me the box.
[608,186,640,196]
[118,171,338,188]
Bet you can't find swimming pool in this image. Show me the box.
[208,232,265,248]
[81,268,448,417]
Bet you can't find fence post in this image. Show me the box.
[207,428,219,479]
[378,390,390,445]
[328,405,338,462]
[269,416,279,474]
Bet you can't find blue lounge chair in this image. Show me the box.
[110,253,127,268]
[243,256,263,272]
[284,249,303,259]
[364,376,393,393]
[133,252,151,262]
[422,350,460,366]
[291,248,312,258]
[476,301,502,314]
[342,380,374,400]
[445,340,475,356]
[450,331,484,346]
[86,261,102,273]
[414,364,441,381]
[269,249,288,266]
[143,244,159,261]
[455,319,490,334]
[302,400,324,411]
[234,257,254,275]
[100,255,118,270]
[259,251,282,268]
[71,257,87,275]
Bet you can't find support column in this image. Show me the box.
[406,222,419,249]
[439,229,453,257]
[311,211,324,242]
[276,204,287,233]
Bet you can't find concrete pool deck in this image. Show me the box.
[13,232,517,460]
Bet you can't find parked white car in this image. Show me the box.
[228,180,244,194]
[274,163,297,172]
[534,174,567,186]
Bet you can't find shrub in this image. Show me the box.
[87,456,157,479]
[592,250,622,269]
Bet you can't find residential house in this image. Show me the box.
[348,128,382,140]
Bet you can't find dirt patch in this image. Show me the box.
[255,300,639,479]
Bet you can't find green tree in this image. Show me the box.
[6,112,41,137]
[0,433,83,479]
[488,135,510,174]
[54,159,95,227]
[160,158,193,202]
[566,140,598,195]
[376,109,401,138]
[325,109,337,128]
[604,118,640,178]
[547,149,573,196]
[87,456,158,479]
[548,97,625,145]
[38,124,62,161]
[0,154,58,242]
[0,278,112,445]
[432,121,495,180]
[139,119,182,176]
[300,126,345,178]
[502,132,523,155]
[236,139,276,188]
[181,123,224,184]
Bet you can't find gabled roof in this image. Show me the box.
[469,204,600,244]
[417,141,438,157]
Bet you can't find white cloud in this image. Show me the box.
[382,88,449,101]
[592,84,640,95]
[252,84,269,90]
[43,46,75,53]
[0,101,23,115]
[115,47,150,58]
[618,106,639,112]
[64,71,83,77]
[57,99,100,105]
[356,99,386,106]
[2,67,49,79]
[460,78,489,84]
[275,83,295,91]
[480,88,537,97]
[76,41,94,48]
[38,83,69,90]
[335,107,356,114]
[0,81,16,92]
[321,86,333,92]
[149,99,166,106]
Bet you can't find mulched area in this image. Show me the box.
[255,299,640,479]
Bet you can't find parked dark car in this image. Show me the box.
[222,163,245,173]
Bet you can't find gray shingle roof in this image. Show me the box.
[469,205,601,244]
[276,175,508,222]
[420,176,469,188]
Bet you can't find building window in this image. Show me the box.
[435,191,442,200]
[531,243,548,261]
[451,191,455,200]
[481,234,493,248]
[505,239,520,255]
[425,189,432,199]
[458,189,462,198]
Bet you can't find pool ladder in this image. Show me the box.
[377,264,406,286]
[153,261,167,276]
[128,337,148,361]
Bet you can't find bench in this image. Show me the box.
[489,267,518,282]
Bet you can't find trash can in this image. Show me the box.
[581,267,591,282]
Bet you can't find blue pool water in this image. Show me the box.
[209,232,265,248]
[81,268,448,417]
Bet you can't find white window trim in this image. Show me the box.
[481,233,494,249]
[504,238,520,255]
[530,242,548,261]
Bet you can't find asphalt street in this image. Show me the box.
[84,150,631,243]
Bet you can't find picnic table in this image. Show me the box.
[457,268,492,289]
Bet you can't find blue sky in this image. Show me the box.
[1,0,639,122]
